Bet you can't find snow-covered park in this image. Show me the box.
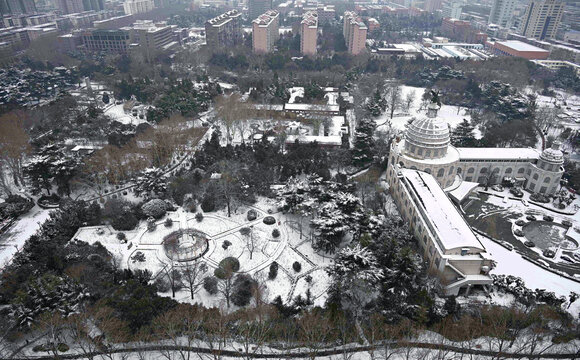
[71,198,332,309]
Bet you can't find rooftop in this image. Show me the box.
[458,147,540,161]
[253,10,279,26]
[496,40,550,53]
[400,169,485,252]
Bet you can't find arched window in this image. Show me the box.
[448,166,454,175]
[527,169,532,175]
[437,168,445,177]
[410,166,418,170]
[480,168,488,174]
[544,177,551,183]
[457,167,462,174]
[493,168,500,174]
[505,168,512,174]
[425,168,432,174]
[418,148,423,156]
[399,161,405,167]
[425,150,431,157]
[533,173,539,180]
[518,167,525,174]
[467,167,475,174]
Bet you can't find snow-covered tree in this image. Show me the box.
[451,119,477,147]
[351,117,376,167]
[366,87,387,117]
[134,167,167,197]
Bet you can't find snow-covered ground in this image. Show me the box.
[104,103,149,126]
[479,234,580,315]
[376,85,473,134]
[72,198,332,309]
[0,206,52,269]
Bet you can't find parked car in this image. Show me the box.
[524,240,535,247]
[491,184,504,192]
[543,249,556,258]
[510,188,524,197]
[561,255,574,263]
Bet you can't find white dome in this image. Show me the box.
[404,116,450,159]
[541,142,564,164]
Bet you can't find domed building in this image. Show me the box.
[384,100,565,296]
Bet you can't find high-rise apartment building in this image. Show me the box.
[424,0,442,12]
[82,29,130,52]
[300,11,317,56]
[0,0,36,14]
[205,9,242,48]
[82,0,104,11]
[343,11,367,55]
[489,0,516,28]
[56,0,84,14]
[252,9,279,53]
[519,0,564,40]
[248,0,272,23]
[442,1,462,19]
[123,0,154,14]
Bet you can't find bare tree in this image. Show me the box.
[161,260,182,298]
[0,110,31,188]
[386,83,402,119]
[240,226,256,260]
[297,310,333,360]
[152,304,204,360]
[34,312,67,360]
[181,261,208,300]
[218,264,235,308]
[404,90,415,113]
[215,94,243,145]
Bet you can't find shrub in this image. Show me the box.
[293,261,301,272]
[222,240,232,250]
[530,193,550,203]
[515,219,526,226]
[232,274,256,307]
[268,262,278,280]
[215,257,240,279]
[263,216,276,225]
[562,220,573,227]
[543,215,554,222]
[305,275,312,283]
[514,229,524,236]
[131,251,146,263]
[247,209,257,221]
[203,276,218,295]
[195,212,204,222]
[526,215,536,221]
[164,218,173,227]
[201,191,216,212]
[142,199,167,219]
[147,218,157,232]
[0,195,33,218]
[153,276,171,292]
[117,232,126,241]
[272,229,280,238]
[111,212,138,231]
[240,227,251,236]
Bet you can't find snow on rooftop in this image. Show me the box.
[284,103,340,111]
[458,147,540,161]
[497,40,549,53]
[286,135,342,145]
[401,169,485,252]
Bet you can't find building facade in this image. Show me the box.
[424,0,442,12]
[343,11,367,55]
[205,10,242,48]
[56,0,83,14]
[491,40,550,59]
[81,29,130,52]
[300,11,317,56]
[488,0,516,28]
[248,0,271,22]
[123,0,154,15]
[252,9,278,53]
[442,1,462,20]
[519,0,564,40]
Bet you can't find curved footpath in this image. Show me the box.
[8,341,580,360]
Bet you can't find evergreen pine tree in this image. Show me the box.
[351,117,376,166]
[451,119,477,147]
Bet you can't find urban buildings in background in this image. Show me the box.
[300,11,317,56]
[123,0,154,15]
[0,0,36,15]
[251,9,278,53]
[442,1,462,20]
[491,39,550,59]
[81,0,104,12]
[204,9,242,48]
[316,4,334,24]
[488,0,517,28]
[343,11,367,55]
[423,0,442,12]
[248,0,271,24]
[56,0,83,15]
[519,0,564,40]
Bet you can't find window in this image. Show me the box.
[418,148,423,156]
[425,168,432,174]
[467,167,475,174]
[466,176,473,181]
[540,186,547,193]
[505,167,512,174]
[449,166,454,175]
[527,169,531,175]
[480,168,488,174]
[437,168,445,177]
[411,145,416,153]
[434,257,440,268]
[426,150,431,157]
[530,182,536,191]
[547,164,554,171]
[433,149,439,157]
[493,168,500,174]
[410,166,417,170]
[457,167,462,174]
[533,173,539,180]
[544,177,551,183]
[518,167,525,174]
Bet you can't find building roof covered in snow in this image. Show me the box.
[400,168,485,252]
[457,147,540,161]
